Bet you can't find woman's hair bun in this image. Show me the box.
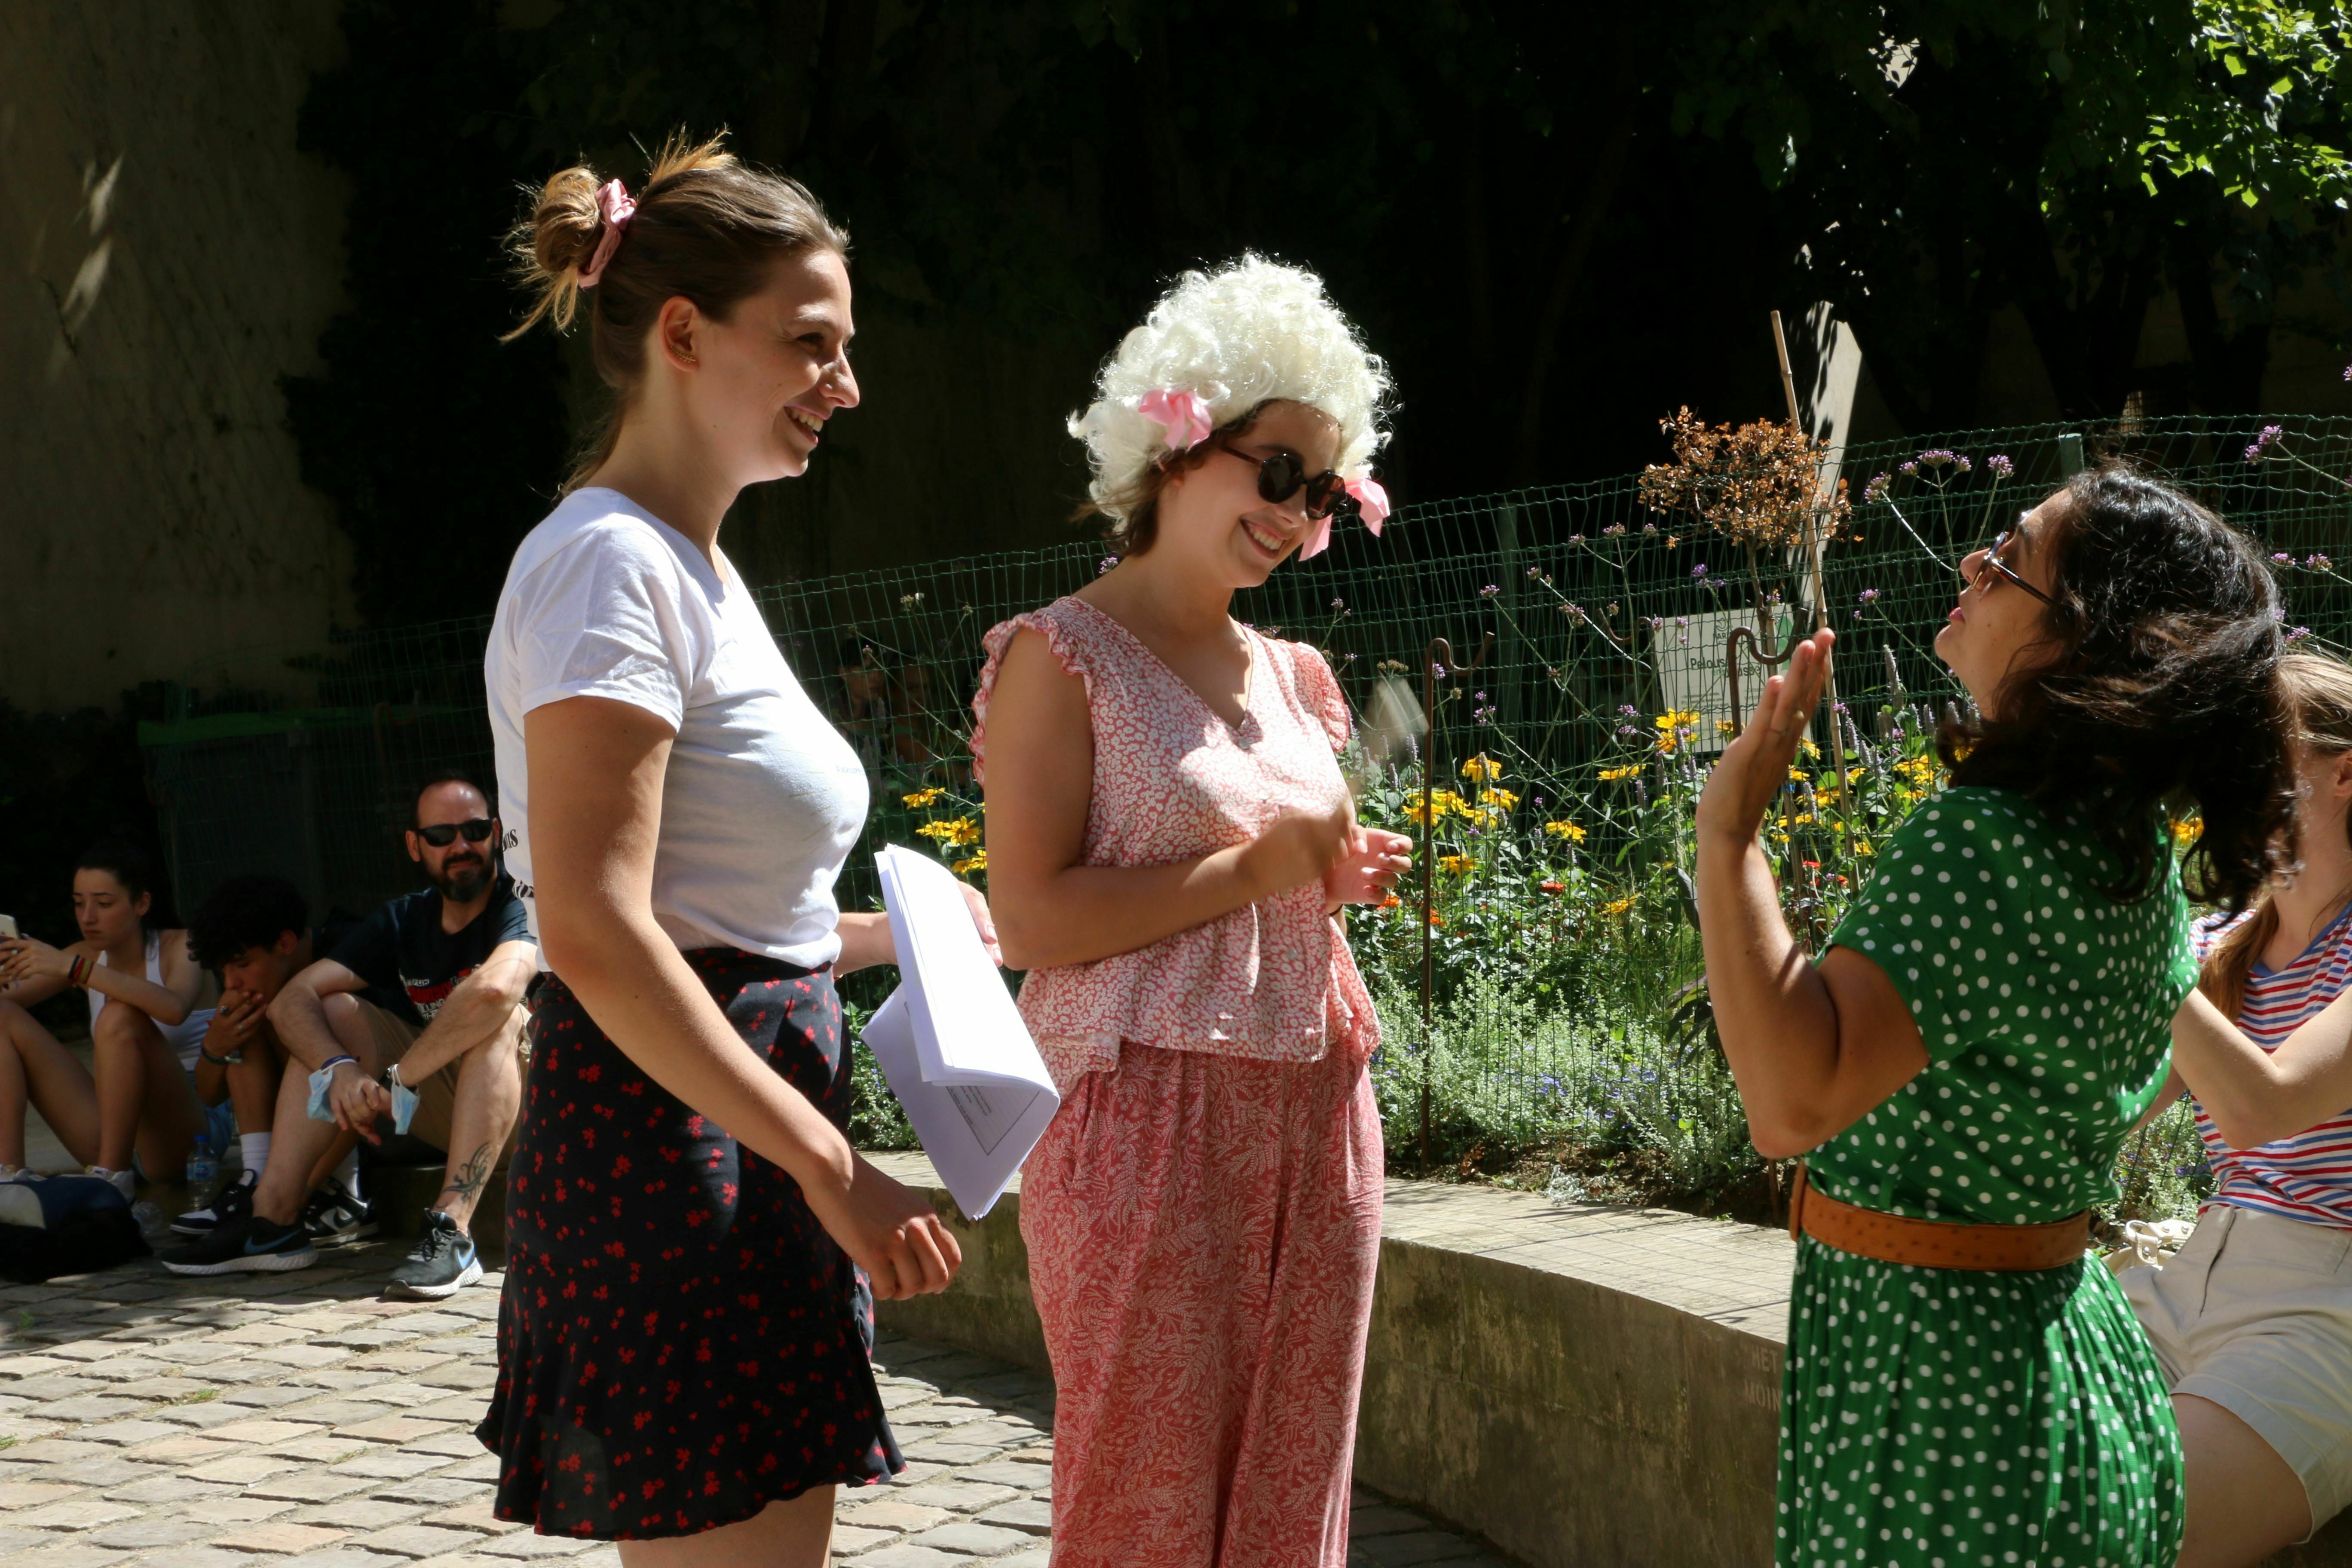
[508,164,608,336]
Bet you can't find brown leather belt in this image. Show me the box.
[1787,1164,2090,1272]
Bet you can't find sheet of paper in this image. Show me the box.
[863,845,1060,1220]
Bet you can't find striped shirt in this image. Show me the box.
[2190,901,2352,1229]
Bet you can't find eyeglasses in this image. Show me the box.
[413,818,494,848]
[1222,444,1359,522]
[1964,530,2055,607]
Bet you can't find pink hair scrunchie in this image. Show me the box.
[576,179,637,290]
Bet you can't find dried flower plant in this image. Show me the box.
[1637,408,1852,550]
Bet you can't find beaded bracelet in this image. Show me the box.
[65,954,92,989]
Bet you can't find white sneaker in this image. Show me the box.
[85,1166,136,1201]
[0,1166,42,1185]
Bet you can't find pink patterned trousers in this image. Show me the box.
[1020,1041,1384,1568]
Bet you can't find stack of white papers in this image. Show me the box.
[863,845,1060,1220]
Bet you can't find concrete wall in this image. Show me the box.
[0,2,355,714]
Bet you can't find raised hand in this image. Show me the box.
[1697,628,1834,845]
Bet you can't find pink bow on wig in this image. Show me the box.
[1299,478,1391,560]
[576,179,638,290]
[1138,388,1216,451]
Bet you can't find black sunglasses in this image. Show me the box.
[414,818,495,848]
[1965,529,2055,607]
[1222,444,1359,522]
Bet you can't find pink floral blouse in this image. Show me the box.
[970,596,1381,1092]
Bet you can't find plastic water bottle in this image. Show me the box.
[185,1134,215,1195]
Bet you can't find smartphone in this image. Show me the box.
[0,915,17,941]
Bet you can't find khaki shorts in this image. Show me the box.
[2122,1203,2352,1534]
[346,995,522,1161]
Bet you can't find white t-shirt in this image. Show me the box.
[485,488,870,969]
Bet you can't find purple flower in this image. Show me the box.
[1899,461,1919,477]
[1480,583,1500,597]
[2246,425,2285,462]
[1618,704,1641,718]
[1988,453,2014,478]
[1602,524,1626,537]
[1675,616,1688,627]
[1691,564,1709,579]
[1568,532,1586,542]
[2308,554,2334,571]
[1863,472,1893,503]
[1526,565,1544,579]
[1330,597,1347,611]
[1098,556,1119,575]
[1920,449,1956,469]
[1641,523,1657,534]
[2273,552,2294,564]
[2286,626,2313,644]
[2343,364,2350,381]
[1858,587,1881,604]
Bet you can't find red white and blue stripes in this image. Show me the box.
[2191,904,2352,1230]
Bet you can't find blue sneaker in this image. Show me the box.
[159,1213,317,1275]
[385,1210,482,1299]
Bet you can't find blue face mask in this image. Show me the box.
[306,1063,420,1135]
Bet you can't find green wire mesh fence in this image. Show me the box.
[142,411,2352,927]
[135,412,2352,1184]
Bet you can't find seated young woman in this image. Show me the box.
[2136,649,2352,1565]
[0,839,220,1196]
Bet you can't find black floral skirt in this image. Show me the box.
[476,949,902,1541]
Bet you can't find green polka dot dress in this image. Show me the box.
[1783,787,2194,1567]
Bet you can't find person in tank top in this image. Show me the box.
[0,837,220,1196]
[2130,651,2352,1564]
[977,256,1412,1568]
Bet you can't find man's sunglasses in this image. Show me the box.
[414,818,495,848]
[1964,529,2055,607]
[1223,444,1360,522]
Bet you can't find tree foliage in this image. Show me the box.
[283,0,2352,625]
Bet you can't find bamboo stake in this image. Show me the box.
[1771,310,1854,867]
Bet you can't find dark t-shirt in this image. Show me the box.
[328,873,531,1028]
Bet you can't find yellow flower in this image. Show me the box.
[1478,787,1519,810]
[1603,896,1637,917]
[1715,719,1737,735]
[2171,816,2202,847]
[951,850,988,874]
[1543,820,1588,844]
[1799,739,1820,759]
[1438,854,1476,875]
[902,787,946,808]
[1599,764,1642,782]
[1403,789,1474,825]
[1460,754,1503,783]
[1788,766,1810,782]
[916,817,982,847]
[1652,709,1701,754]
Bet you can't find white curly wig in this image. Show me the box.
[1069,254,1390,524]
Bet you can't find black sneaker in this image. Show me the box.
[159,1214,317,1276]
[172,1169,257,1237]
[385,1210,482,1300]
[301,1176,379,1247]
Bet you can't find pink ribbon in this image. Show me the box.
[1138,388,1215,451]
[577,179,638,290]
[1299,478,1390,560]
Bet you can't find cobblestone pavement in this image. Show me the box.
[0,1242,1510,1567]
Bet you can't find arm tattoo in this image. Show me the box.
[445,1142,496,1202]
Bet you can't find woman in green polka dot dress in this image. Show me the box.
[1697,467,2300,1568]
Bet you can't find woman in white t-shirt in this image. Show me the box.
[475,133,975,1567]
